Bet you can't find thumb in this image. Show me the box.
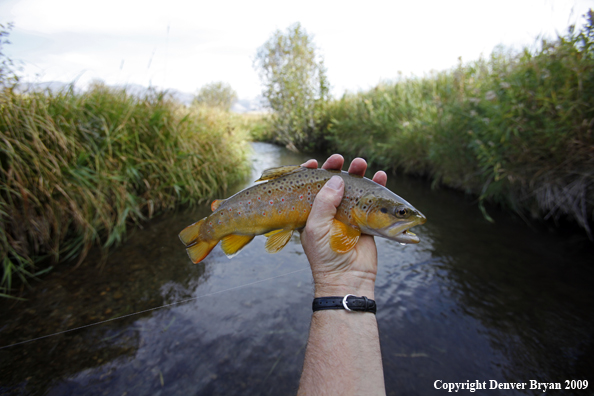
[307,176,344,231]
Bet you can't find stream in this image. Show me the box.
[1,142,593,395]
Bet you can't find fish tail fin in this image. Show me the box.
[179,218,219,263]
[187,240,219,264]
[179,218,206,247]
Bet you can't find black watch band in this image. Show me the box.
[312,295,377,314]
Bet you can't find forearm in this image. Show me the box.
[298,309,385,396]
[298,280,386,396]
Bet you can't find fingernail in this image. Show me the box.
[326,176,343,190]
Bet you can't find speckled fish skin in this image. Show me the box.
[179,165,426,263]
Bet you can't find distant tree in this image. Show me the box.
[0,22,19,88]
[254,22,329,151]
[193,81,238,111]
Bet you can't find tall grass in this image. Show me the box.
[320,11,594,236]
[0,83,251,295]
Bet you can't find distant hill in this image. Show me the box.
[15,81,266,113]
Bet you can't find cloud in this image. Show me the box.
[2,0,592,98]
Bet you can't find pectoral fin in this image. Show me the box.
[265,229,294,253]
[221,234,255,258]
[329,219,361,253]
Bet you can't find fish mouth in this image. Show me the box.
[392,229,420,244]
[384,214,426,244]
[386,221,420,244]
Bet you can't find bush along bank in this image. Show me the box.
[321,11,594,237]
[0,83,251,296]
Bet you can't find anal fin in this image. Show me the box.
[265,229,294,253]
[329,219,361,253]
[221,234,255,258]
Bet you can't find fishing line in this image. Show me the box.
[0,267,310,350]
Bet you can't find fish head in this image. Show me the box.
[352,193,427,244]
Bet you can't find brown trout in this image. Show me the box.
[179,165,426,263]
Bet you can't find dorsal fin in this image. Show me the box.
[211,199,226,212]
[255,165,305,182]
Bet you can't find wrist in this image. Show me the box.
[313,271,376,299]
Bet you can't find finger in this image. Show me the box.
[305,176,344,232]
[300,159,318,169]
[372,171,387,187]
[346,157,367,177]
[321,154,344,171]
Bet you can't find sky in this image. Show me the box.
[1,0,593,101]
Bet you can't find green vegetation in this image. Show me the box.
[258,12,594,236]
[193,81,238,111]
[0,83,251,296]
[234,112,273,142]
[254,22,329,151]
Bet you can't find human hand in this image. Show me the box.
[300,155,387,299]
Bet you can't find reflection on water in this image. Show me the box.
[1,142,593,395]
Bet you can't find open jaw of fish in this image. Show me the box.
[360,219,425,244]
[179,165,427,263]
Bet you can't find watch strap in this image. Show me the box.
[312,295,377,314]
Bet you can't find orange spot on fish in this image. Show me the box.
[262,212,266,216]
[299,195,303,200]
[269,200,273,205]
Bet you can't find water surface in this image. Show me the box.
[1,142,593,395]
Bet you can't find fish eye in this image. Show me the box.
[396,208,408,217]
[380,207,388,213]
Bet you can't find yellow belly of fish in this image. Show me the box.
[179,166,369,263]
[212,198,311,239]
